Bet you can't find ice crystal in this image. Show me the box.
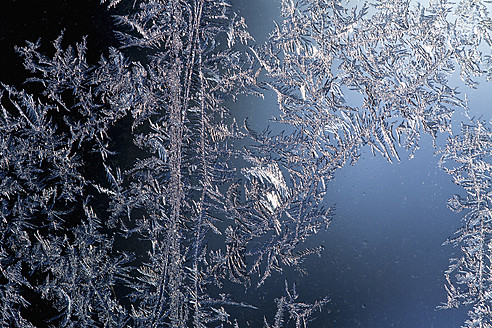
[438,118,492,327]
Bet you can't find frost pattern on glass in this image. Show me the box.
[0,0,328,327]
[438,118,492,327]
[253,0,492,326]
[253,0,491,163]
[0,0,491,327]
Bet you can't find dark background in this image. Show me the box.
[0,0,117,86]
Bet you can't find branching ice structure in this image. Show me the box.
[0,0,491,327]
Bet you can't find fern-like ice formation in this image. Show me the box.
[438,118,492,327]
[0,0,329,327]
[0,0,491,327]
[253,0,492,326]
